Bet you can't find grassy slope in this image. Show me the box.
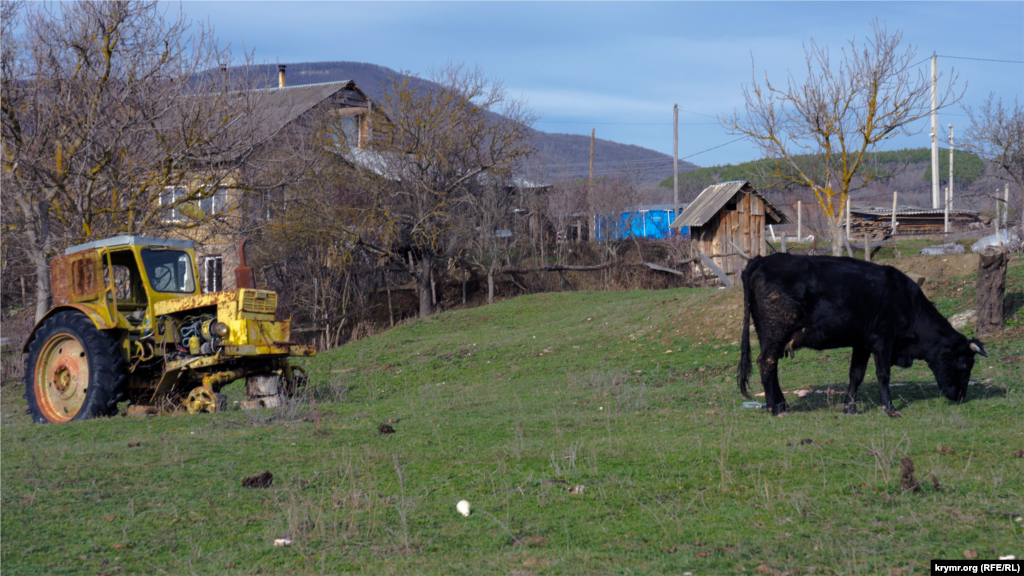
[2,257,1022,575]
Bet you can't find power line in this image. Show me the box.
[526,137,746,170]
[536,120,718,126]
[677,107,719,119]
[680,138,746,160]
[937,54,1024,64]
[908,56,932,69]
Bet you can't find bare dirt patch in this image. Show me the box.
[891,254,979,283]
[673,287,745,342]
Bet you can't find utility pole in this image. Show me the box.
[589,128,595,242]
[944,187,949,233]
[892,191,898,236]
[931,53,940,209]
[1005,183,1010,227]
[845,196,851,239]
[946,124,954,233]
[995,190,1001,247]
[673,104,679,238]
[797,200,802,242]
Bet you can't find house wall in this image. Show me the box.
[692,192,766,283]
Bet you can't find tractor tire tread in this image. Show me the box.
[24,311,126,424]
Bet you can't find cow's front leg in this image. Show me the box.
[757,352,788,416]
[873,350,900,417]
[843,347,870,414]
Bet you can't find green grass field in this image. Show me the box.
[2,256,1022,575]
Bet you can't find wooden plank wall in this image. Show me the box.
[693,192,767,284]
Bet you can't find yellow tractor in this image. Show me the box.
[22,236,314,424]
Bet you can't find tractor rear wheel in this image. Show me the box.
[24,311,126,424]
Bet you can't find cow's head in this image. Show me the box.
[936,337,987,401]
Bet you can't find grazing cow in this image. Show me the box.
[737,253,986,416]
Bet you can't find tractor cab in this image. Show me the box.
[48,236,199,334]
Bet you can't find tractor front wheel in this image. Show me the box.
[24,311,126,424]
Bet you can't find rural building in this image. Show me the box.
[670,181,788,284]
[164,69,374,293]
[595,204,689,241]
[847,205,987,240]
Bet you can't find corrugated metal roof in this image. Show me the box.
[669,181,788,228]
[624,203,688,213]
[851,205,981,218]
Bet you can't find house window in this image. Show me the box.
[160,186,187,222]
[199,255,223,294]
[199,187,228,217]
[343,115,359,147]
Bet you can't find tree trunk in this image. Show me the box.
[418,255,434,319]
[487,269,494,305]
[830,221,844,257]
[28,198,55,322]
[975,247,1008,337]
[33,255,51,322]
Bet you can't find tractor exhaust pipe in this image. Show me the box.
[235,237,256,289]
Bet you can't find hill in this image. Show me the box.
[659,148,986,205]
[254,61,700,182]
[1,252,1021,574]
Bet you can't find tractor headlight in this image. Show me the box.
[211,322,230,337]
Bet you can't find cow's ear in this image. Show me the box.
[969,339,987,357]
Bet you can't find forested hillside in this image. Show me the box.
[659,148,984,192]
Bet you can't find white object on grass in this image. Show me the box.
[457,500,471,517]
[273,538,292,547]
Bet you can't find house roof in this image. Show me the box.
[253,80,369,140]
[669,181,788,228]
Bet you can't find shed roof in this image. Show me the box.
[669,181,788,228]
[850,205,981,219]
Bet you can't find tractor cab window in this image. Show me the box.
[142,249,196,294]
[103,250,144,303]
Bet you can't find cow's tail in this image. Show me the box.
[737,261,754,399]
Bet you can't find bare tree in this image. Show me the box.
[461,181,521,305]
[721,21,961,255]
[962,94,1024,226]
[356,63,535,318]
[1,1,271,321]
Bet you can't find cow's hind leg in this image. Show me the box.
[757,351,788,415]
[843,347,870,414]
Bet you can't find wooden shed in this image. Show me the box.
[670,181,788,284]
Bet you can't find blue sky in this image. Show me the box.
[185,1,1024,168]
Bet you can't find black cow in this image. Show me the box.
[737,253,986,416]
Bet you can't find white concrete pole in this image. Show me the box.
[995,191,1001,247]
[931,54,940,209]
[845,196,851,239]
[797,200,802,242]
[1005,183,1010,227]
[892,191,898,236]
[944,187,949,233]
[946,124,954,217]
